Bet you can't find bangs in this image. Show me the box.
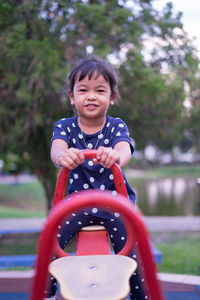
[77,61,109,83]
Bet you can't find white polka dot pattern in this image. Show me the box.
[60,131,66,135]
[78,133,83,139]
[88,160,93,166]
[98,133,103,139]
[109,174,114,180]
[87,143,93,149]
[100,184,105,190]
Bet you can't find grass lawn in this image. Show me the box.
[0,205,46,218]
[0,232,76,256]
[0,233,39,255]
[152,231,200,276]
[0,180,46,218]
[131,164,200,179]
[156,241,200,275]
[149,165,200,178]
[127,162,200,180]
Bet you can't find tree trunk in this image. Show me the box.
[39,175,55,212]
[36,167,58,212]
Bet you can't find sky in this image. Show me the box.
[153,0,200,56]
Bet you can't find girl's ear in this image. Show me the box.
[110,90,118,106]
[68,89,74,105]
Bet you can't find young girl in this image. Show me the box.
[47,56,147,299]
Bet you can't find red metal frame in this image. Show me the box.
[75,228,112,256]
[31,150,164,300]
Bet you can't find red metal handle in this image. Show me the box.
[52,149,128,207]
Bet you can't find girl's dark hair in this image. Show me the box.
[68,56,119,96]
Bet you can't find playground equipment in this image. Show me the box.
[31,150,164,300]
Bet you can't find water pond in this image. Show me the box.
[128,177,200,216]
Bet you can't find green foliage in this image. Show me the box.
[112,51,185,150]
[0,0,199,210]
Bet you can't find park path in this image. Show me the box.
[1,216,200,232]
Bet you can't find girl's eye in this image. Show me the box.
[97,89,105,93]
[79,89,86,92]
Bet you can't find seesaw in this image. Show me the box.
[31,150,164,300]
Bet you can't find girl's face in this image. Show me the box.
[69,73,117,121]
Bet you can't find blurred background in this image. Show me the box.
[0,0,200,216]
[1,0,200,280]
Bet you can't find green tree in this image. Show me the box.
[178,52,200,161]
[112,2,197,152]
[112,51,185,151]
[0,0,198,210]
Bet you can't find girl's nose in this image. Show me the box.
[87,91,96,100]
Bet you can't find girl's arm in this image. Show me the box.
[94,141,132,168]
[114,141,132,167]
[51,139,85,169]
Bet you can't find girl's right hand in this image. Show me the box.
[56,148,85,170]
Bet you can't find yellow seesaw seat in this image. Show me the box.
[49,255,137,300]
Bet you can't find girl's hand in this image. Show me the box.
[93,146,120,168]
[56,148,85,170]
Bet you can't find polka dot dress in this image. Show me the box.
[51,115,136,217]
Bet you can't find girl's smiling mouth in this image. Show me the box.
[85,104,99,109]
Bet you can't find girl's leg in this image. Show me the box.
[44,212,95,298]
[102,214,148,300]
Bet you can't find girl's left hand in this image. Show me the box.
[93,146,120,168]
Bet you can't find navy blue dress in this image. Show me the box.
[51,115,136,206]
